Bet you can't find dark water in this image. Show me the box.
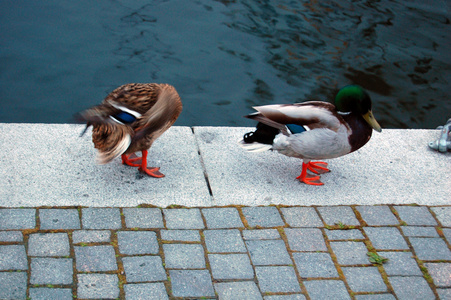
[0,0,450,128]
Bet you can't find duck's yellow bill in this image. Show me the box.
[363,110,382,132]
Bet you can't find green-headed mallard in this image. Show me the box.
[240,85,382,185]
[79,83,182,177]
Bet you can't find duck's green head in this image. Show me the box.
[335,85,382,132]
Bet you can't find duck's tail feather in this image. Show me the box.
[239,121,281,152]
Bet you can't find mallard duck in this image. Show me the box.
[239,85,382,185]
[79,83,182,177]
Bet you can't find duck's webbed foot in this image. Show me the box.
[307,161,330,174]
[296,162,324,186]
[121,153,142,167]
[122,151,165,178]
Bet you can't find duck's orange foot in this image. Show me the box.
[296,162,324,185]
[121,153,142,167]
[307,161,330,174]
[139,166,165,178]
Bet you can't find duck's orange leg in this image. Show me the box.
[307,161,330,174]
[121,153,141,167]
[138,150,165,178]
[296,162,324,185]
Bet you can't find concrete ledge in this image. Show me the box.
[0,124,449,207]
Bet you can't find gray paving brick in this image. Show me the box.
[280,207,323,227]
[255,266,301,293]
[0,231,23,242]
[382,252,422,276]
[161,229,200,242]
[395,206,437,226]
[202,207,244,228]
[163,244,205,269]
[72,230,111,243]
[209,254,254,279]
[401,226,439,237]
[123,208,164,228]
[39,209,81,229]
[122,256,166,282]
[124,283,169,300]
[30,258,73,285]
[117,231,159,255]
[163,208,204,229]
[0,272,27,300]
[410,237,451,260]
[215,281,263,300]
[28,233,70,256]
[431,207,451,227]
[246,239,291,265]
[356,206,399,225]
[330,241,369,265]
[82,208,121,229]
[292,252,338,278]
[285,228,327,251]
[29,288,73,300]
[325,229,364,240]
[443,228,451,243]
[437,288,451,300]
[304,280,351,300]
[0,208,36,229]
[264,295,306,300]
[204,229,247,253]
[355,295,396,300]
[77,274,119,299]
[242,206,284,227]
[364,227,409,250]
[317,206,360,226]
[242,229,280,240]
[0,245,28,270]
[424,263,451,287]
[74,245,118,271]
[169,270,215,297]
[389,276,435,300]
[342,267,387,292]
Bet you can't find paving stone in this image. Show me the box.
[161,229,200,242]
[204,229,247,253]
[74,245,118,271]
[82,208,121,229]
[124,283,169,300]
[364,227,409,250]
[255,266,301,293]
[264,295,306,300]
[356,206,399,225]
[304,280,351,300]
[39,209,81,229]
[28,233,70,256]
[209,254,254,279]
[0,245,28,270]
[117,231,159,255]
[77,274,119,299]
[325,229,364,240]
[0,272,27,300]
[382,252,422,276]
[280,207,323,227]
[401,226,439,237]
[389,276,434,300]
[442,228,451,243]
[317,206,360,226]
[30,258,73,285]
[355,295,396,299]
[424,263,451,287]
[163,244,205,269]
[342,267,387,292]
[242,206,284,227]
[163,208,204,229]
[122,256,166,282]
[246,239,291,265]
[202,207,244,228]
[431,207,451,227]
[123,208,164,228]
[215,281,263,300]
[169,270,215,297]
[285,228,327,251]
[0,208,36,230]
[437,288,451,300]
[292,252,338,278]
[394,206,437,226]
[242,229,280,240]
[410,237,451,260]
[29,288,73,300]
[330,241,369,265]
[0,231,23,242]
[72,230,111,243]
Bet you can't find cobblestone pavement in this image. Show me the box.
[1,205,450,300]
